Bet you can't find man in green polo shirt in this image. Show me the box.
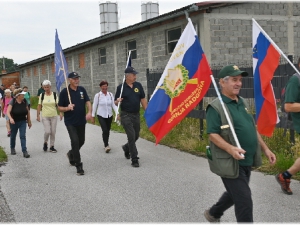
[204,64,276,222]
[275,57,300,195]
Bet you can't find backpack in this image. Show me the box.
[280,73,300,133]
[41,92,57,108]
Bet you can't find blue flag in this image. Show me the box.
[55,29,68,92]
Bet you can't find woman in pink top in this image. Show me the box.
[1,89,12,136]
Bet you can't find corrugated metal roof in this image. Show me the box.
[18,1,237,67]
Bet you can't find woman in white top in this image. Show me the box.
[37,80,62,153]
[91,80,118,153]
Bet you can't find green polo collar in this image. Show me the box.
[221,94,242,104]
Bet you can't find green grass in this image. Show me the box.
[0,146,8,162]
[24,96,300,180]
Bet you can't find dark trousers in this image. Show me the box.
[210,166,253,222]
[97,115,113,147]
[121,112,140,159]
[66,124,86,164]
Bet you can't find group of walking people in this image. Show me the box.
[3,63,300,223]
[0,66,147,176]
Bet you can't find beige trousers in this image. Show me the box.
[42,116,58,147]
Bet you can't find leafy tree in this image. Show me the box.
[0,57,18,73]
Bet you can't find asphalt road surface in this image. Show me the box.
[0,109,299,223]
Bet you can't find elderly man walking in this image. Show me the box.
[204,65,276,222]
[114,66,147,168]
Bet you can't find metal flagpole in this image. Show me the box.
[210,75,244,158]
[252,18,300,75]
[115,50,132,122]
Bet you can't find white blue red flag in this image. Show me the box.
[144,19,212,144]
[55,29,68,92]
[252,19,280,137]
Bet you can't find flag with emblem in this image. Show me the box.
[144,18,212,144]
[253,18,280,137]
[55,29,68,92]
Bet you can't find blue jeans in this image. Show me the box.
[10,120,27,152]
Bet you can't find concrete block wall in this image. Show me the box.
[19,2,300,99]
[208,2,297,66]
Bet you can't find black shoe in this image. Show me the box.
[67,151,75,166]
[131,159,139,167]
[23,152,30,158]
[11,149,16,155]
[75,162,84,175]
[122,145,130,159]
[43,142,48,151]
[49,146,57,153]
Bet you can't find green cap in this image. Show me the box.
[218,65,248,79]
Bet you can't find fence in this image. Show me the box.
[146,58,299,142]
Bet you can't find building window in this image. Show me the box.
[34,66,37,76]
[51,61,55,74]
[126,40,137,59]
[42,64,46,75]
[167,27,181,54]
[27,68,30,77]
[65,57,69,69]
[79,53,85,68]
[98,48,106,65]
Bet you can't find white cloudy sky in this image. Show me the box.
[0,0,201,65]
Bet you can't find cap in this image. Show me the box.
[218,65,248,79]
[124,66,138,74]
[68,72,81,79]
[14,88,27,97]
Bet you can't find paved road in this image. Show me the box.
[0,109,299,223]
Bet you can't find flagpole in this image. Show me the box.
[115,50,132,122]
[252,18,300,75]
[210,75,244,158]
[60,51,72,104]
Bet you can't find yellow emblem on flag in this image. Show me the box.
[159,64,198,111]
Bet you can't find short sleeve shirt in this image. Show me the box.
[37,88,45,96]
[58,86,90,126]
[115,82,145,113]
[285,75,300,133]
[9,99,28,122]
[38,92,58,117]
[206,95,258,166]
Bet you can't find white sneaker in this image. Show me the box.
[105,146,111,153]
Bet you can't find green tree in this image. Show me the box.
[0,57,18,73]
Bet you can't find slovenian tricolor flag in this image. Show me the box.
[145,18,212,144]
[252,19,280,137]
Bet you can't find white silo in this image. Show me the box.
[141,1,159,21]
[99,2,119,36]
